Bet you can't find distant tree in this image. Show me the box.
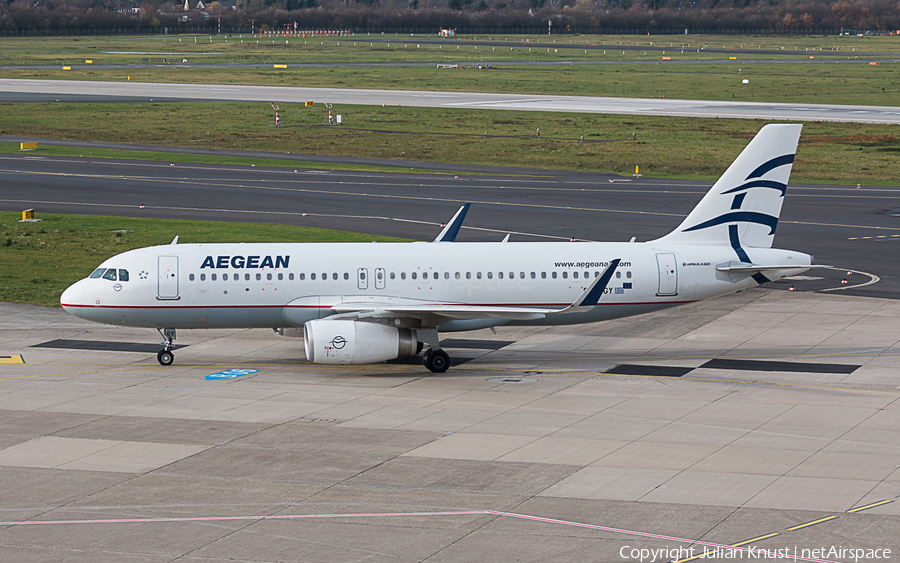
[801,12,813,28]
[475,0,487,9]
[782,12,798,29]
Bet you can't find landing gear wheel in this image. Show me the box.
[424,349,450,373]
[157,349,174,366]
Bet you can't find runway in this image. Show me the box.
[0,149,896,298]
[3,78,900,123]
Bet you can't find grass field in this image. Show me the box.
[2,33,900,105]
[2,103,899,184]
[0,212,408,307]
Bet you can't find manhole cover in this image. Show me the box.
[487,377,538,384]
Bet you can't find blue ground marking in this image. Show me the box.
[205,369,259,381]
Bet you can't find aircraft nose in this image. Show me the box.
[60,279,87,318]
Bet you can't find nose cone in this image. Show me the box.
[60,279,87,318]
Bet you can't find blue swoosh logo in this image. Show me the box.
[746,154,794,180]
[683,211,779,235]
[722,179,787,197]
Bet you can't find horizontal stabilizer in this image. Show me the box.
[716,264,828,273]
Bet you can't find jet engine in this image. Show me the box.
[304,319,418,365]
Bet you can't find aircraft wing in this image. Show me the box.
[329,260,622,322]
[330,304,549,320]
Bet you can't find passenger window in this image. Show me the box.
[344,273,349,280]
[279,273,284,281]
[310,273,316,280]
[520,272,525,279]
[332,273,338,281]
[541,272,546,279]
[573,271,579,279]
[245,273,250,281]
[118,269,129,281]
[223,273,229,281]
[595,271,600,278]
[498,272,503,279]
[552,272,557,279]
[616,271,622,278]
[200,273,206,281]
[530,272,535,279]
[211,274,217,281]
[266,273,272,281]
[627,271,632,278]
[90,268,105,279]
[390,272,396,280]
[487,272,493,279]
[102,269,117,281]
[476,272,482,279]
[422,272,428,280]
[256,273,261,281]
[298,273,303,280]
[444,272,450,280]
[509,272,514,279]
[190,274,195,281]
[562,272,568,279]
[411,272,417,280]
[360,272,366,280]
[466,272,471,279]
[377,271,383,280]
[401,272,406,280]
[322,273,327,280]
[455,272,460,279]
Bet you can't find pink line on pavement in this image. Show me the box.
[0,510,490,526]
[490,511,839,563]
[0,508,840,563]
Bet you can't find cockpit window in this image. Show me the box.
[118,269,129,282]
[101,269,117,281]
[90,268,105,279]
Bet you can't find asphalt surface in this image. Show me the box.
[3,79,900,123]
[0,148,896,298]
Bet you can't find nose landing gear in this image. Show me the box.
[156,328,176,366]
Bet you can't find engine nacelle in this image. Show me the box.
[304,319,418,365]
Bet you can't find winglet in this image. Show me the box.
[554,259,621,313]
[433,204,471,242]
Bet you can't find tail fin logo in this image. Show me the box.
[681,153,794,235]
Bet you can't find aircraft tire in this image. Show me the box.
[157,350,174,366]
[424,349,450,373]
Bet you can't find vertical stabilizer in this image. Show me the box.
[653,124,802,251]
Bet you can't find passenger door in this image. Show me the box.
[158,256,179,300]
[656,253,677,296]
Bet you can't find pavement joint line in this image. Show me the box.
[0,508,841,563]
[846,499,894,513]
[786,516,839,531]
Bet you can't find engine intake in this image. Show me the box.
[304,319,418,365]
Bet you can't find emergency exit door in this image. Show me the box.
[656,253,677,296]
[357,268,368,290]
[158,256,179,299]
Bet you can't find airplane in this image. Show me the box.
[61,124,819,373]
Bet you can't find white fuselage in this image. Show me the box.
[60,240,812,332]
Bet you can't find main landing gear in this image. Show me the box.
[156,328,176,366]
[416,328,450,373]
[424,349,450,373]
